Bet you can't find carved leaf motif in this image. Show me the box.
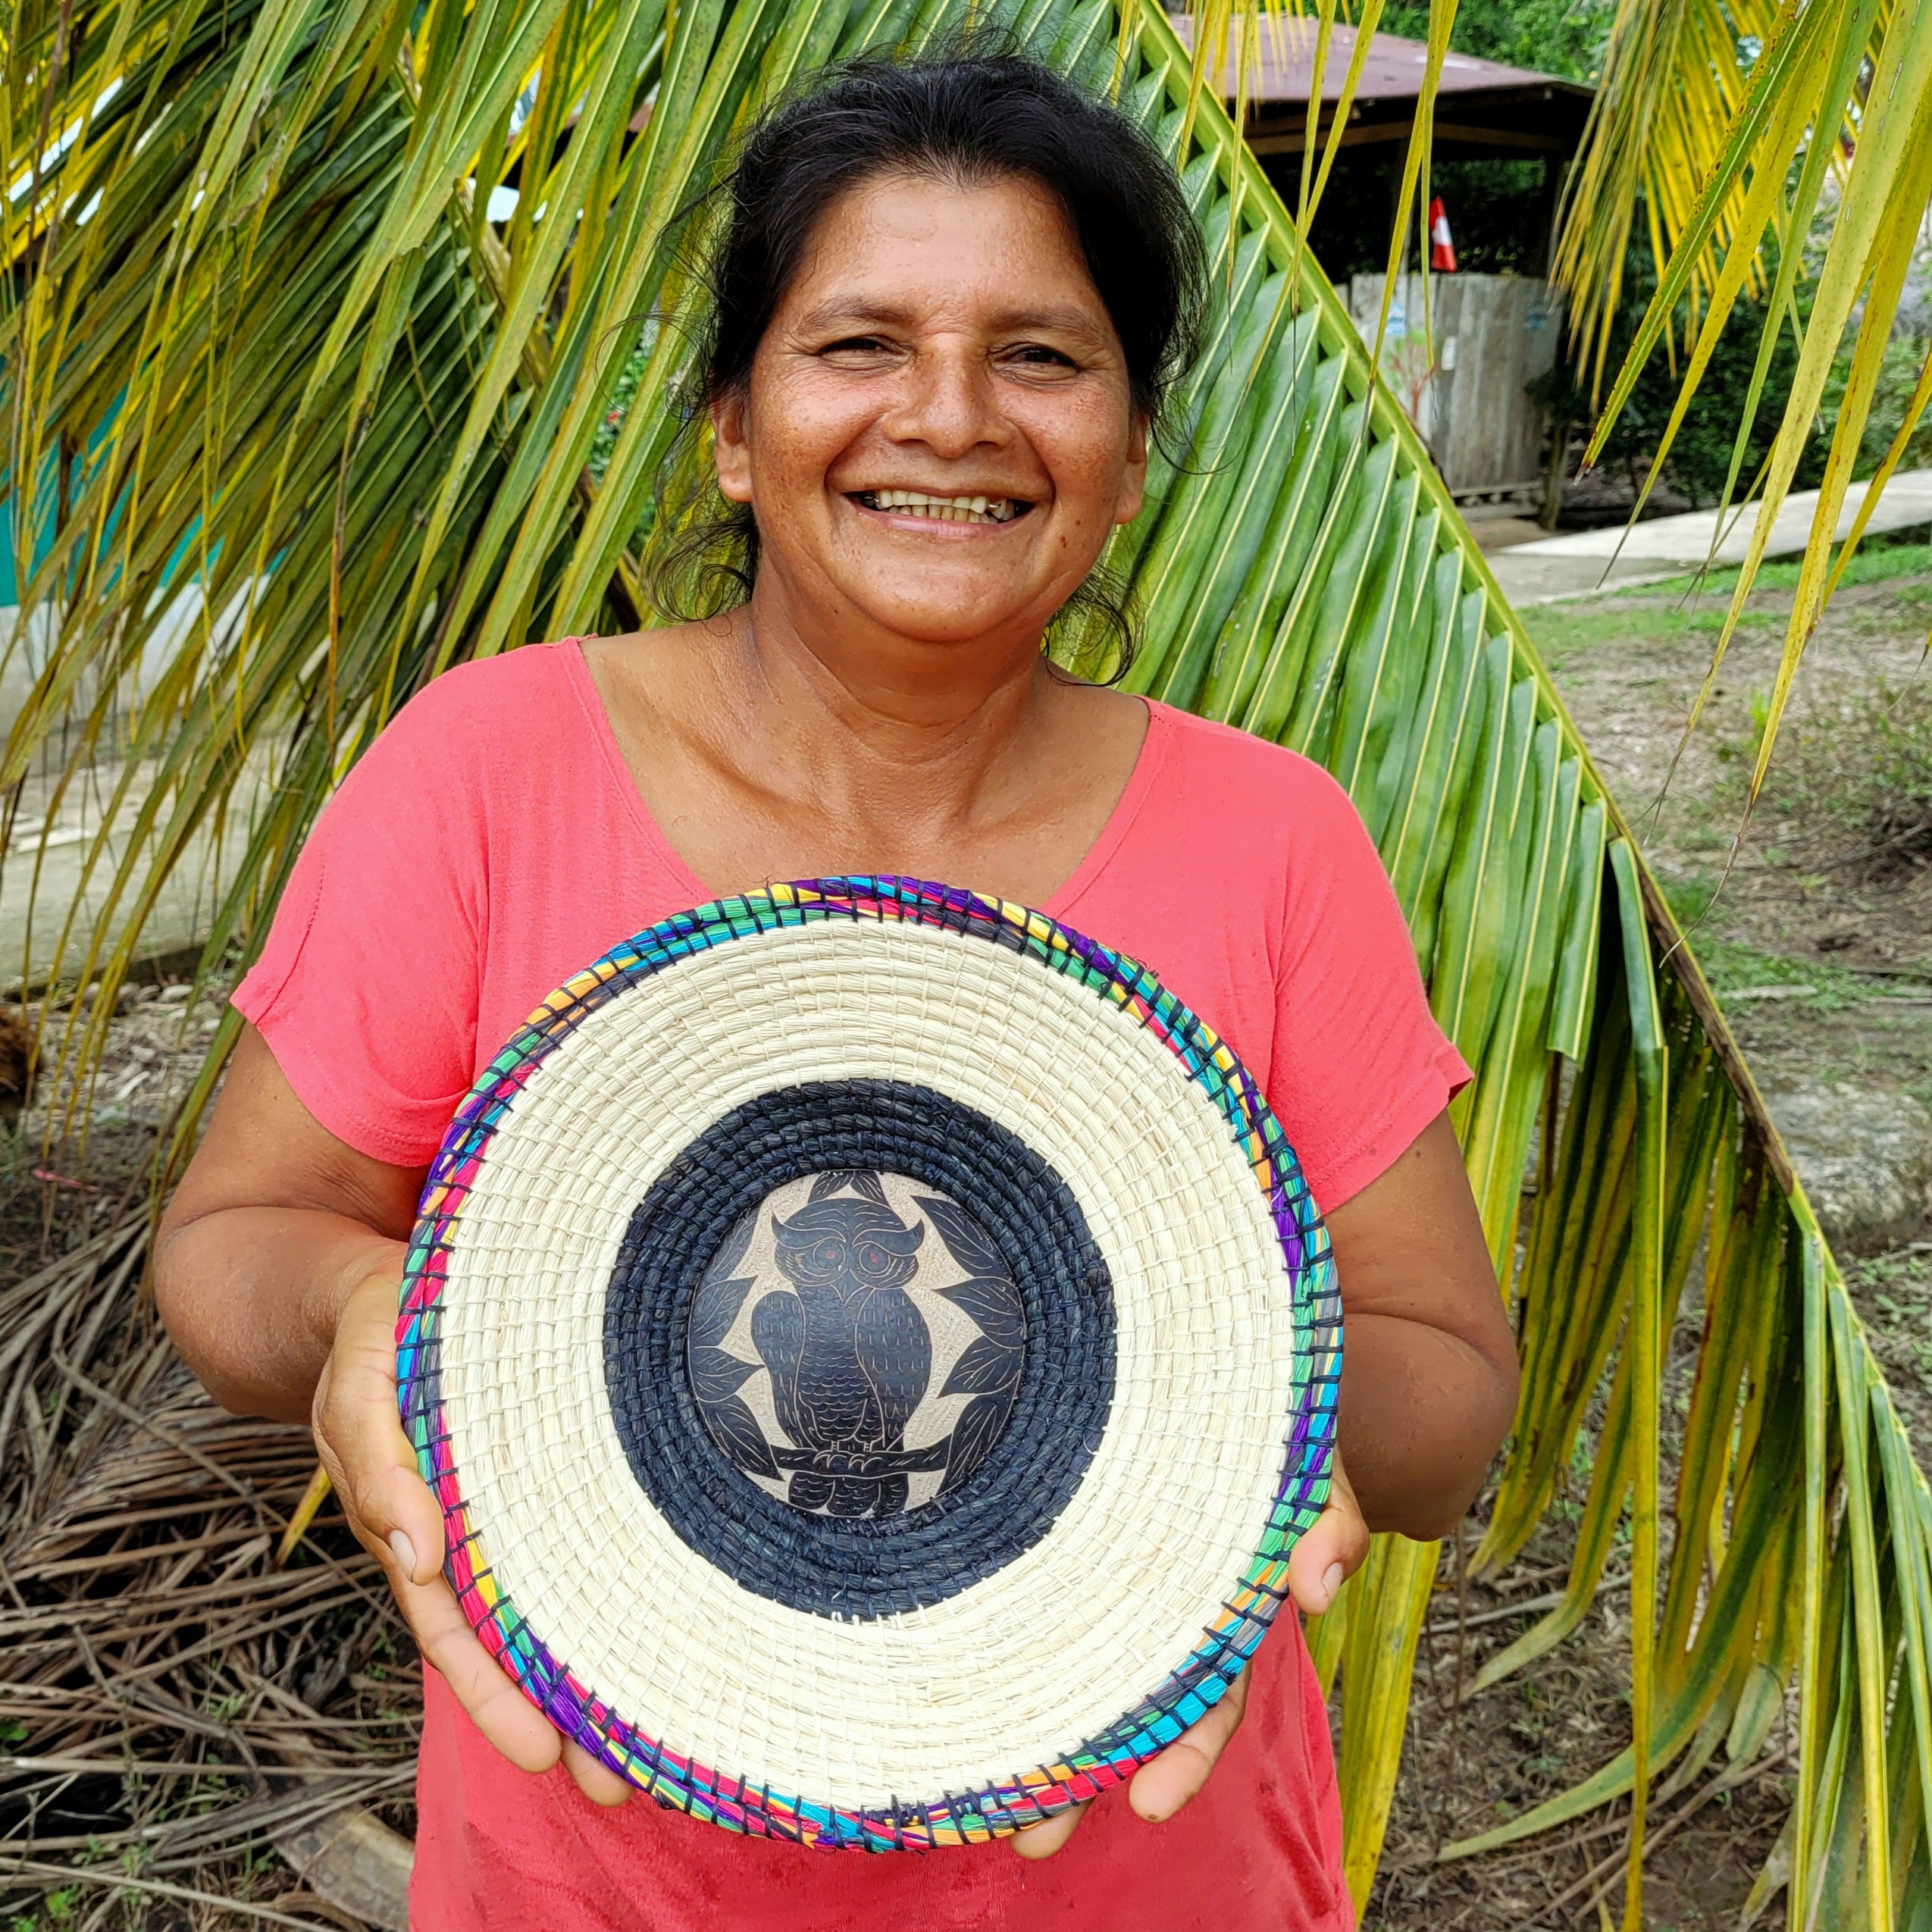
[916,1195,1006,1279]
[707,1208,756,1281]
[689,1272,755,1353]
[689,1209,757,1351]
[937,1275,1025,1349]
[809,1170,887,1204]
[940,1332,1023,1398]
[940,1392,1014,1495]
[688,1345,759,1404]
[700,1392,780,1479]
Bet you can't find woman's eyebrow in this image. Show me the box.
[792,298,1110,340]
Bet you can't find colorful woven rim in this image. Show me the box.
[397,877,1339,1849]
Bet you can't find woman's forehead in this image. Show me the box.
[780,173,1109,324]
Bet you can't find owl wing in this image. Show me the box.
[750,1290,806,1443]
[854,1288,932,1444]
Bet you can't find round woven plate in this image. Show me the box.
[397,878,1339,1850]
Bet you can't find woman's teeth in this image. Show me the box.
[857,489,1020,524]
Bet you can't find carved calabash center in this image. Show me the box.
[683,1170,1028,1519]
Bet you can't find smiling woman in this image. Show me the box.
[647,53,1201,668]
[151,48,1517,1932]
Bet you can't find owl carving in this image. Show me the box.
[753,1172,932,1517]
[687,1170,1026,1518]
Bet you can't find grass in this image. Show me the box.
[1699,935,1924,1010]
[1845,1246,1932,1448]
[1635,526,1932,603]
[1714,672,1932,869]
[1661,874,1932,1012]
[1528,530,1932,672]
[1525,594,1774,674]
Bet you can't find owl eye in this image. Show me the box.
[814,1239,842,1270]
[859,1244,887,1273]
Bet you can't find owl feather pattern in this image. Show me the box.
[689,1172,1025,1517]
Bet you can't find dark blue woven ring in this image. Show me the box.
[602,1079,1117,1619]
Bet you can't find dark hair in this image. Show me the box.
[644,49,1207,676]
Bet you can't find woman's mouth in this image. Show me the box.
[850,489,1029,524]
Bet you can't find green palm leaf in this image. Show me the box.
[4,1,1927,1924]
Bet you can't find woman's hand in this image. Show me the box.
[158,1029,632,1808]
[1013,1450,1367,1859]
[314,1267,633,1808]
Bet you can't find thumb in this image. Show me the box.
[312,1271,446,1589]
[1285,1446,1368,1617]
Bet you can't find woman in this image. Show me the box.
[157,51,1517,1932]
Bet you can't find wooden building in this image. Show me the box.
[1175,17,1595,500]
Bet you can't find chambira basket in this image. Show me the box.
[396,877,1339,1850]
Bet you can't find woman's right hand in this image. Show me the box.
[312,1264,633,1807]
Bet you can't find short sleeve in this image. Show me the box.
[233,679,486,1167]
[1269,766,1471,1210]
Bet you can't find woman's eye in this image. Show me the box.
[1004,343,1077,369]
[820,335,896,358]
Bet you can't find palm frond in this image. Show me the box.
[4,2,1929,1924]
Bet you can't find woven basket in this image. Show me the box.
[397,877,1338,1850]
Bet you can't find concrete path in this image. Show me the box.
[1487,468,1932,606]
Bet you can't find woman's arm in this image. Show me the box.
[1325,1110,1519,1541]
[156,1028,421,1421]
[155,1025,632,1805]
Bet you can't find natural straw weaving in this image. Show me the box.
[397,878,1339,1850]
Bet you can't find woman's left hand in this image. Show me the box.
[1013,1448,1367,1859]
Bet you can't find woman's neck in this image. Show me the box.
[581,585,1145,907]
[723,579,1060,832]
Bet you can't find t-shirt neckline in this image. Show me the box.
[559,639,1168,921]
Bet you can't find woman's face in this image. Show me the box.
[712,169,1148,653]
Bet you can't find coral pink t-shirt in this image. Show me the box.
[236,640,1467,1932]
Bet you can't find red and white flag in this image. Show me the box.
[1429,196,1458,273]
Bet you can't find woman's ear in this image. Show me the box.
[1114,412,1150,527]
[712,388,754,506]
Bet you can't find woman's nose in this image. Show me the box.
[883,344,1004,457]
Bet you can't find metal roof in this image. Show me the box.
[1168,16,1592,108]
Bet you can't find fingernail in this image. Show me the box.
[1320,1562,1345,1611]
[388,1529,418,1580]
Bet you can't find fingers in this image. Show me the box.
[1128,1664,1250,1824]
[562,1739,634,1808]
[312,1267,565,1780]
[1013,1660,1255,1855]
[399,1565,566,1775]
[1011,1799,1088,1859]
[1286,1443,1370,1618]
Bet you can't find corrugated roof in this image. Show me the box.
[1167,16,1592,105]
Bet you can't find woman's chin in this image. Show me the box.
[810,570,1064,653]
